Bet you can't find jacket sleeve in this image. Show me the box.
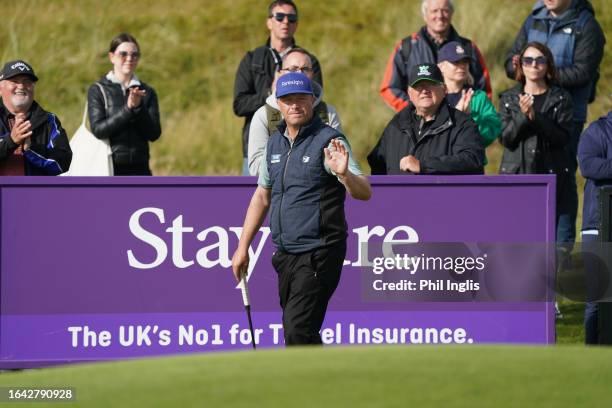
[327,104,343,134]
[0,132,19,161]
[470,91,501,147]
[367,128,388,175]
[379,40,410,112]
[498,94,531,150]
[470,42,493,100]
[247,105,270,176]
[504,19,529,81]
[579,121,612,180]
[24,114,72,175]
[233,52,268,118]
[310,54,324,89]
[419,119,484,174]
[88,84,138,141]
[530,92,572,148]
[557,18,605,88]
[134,87,161,142]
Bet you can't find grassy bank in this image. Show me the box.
[0,0,609,176]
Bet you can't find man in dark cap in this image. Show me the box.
[368,63,484,175]
[0,60,71,175]
[232,72,371,346]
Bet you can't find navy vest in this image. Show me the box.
[526,9,594,122]
[266,116,347,253]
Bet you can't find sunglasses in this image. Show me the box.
[270,12,298,23]
[521,56,547,66]
[116,51,141,59]
[281,66,312,73]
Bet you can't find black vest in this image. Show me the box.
[266,116,347,253]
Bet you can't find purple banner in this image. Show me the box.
[0,176,556,367]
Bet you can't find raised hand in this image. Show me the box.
[519,93,535,121]
[127,86,146,109]
[324,138,349,177]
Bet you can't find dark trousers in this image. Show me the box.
[271,241,346,345]
[113,162,152,176]
[556,121,584,244]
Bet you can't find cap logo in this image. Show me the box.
[10,62,30,72]
[281,79,304,87]
[418,65,431,76]
[456,45,465,55]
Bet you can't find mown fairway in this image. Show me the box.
[1,345,611,407]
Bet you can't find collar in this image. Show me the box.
[106,71,141,92]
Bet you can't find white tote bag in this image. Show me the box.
[64,84,113,176]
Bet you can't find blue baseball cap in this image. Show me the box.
[438,41,471,63]
[275,72,314,98]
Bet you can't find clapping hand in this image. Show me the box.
[324,138,349,177]
[10,113,32,149]
[455,88,474,114]
[127,86,146,109]
[519,93,535,121]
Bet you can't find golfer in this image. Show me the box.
[231,72,371,345]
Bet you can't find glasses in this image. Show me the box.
[116,51,141,60]
[270,12,298,23]
[521,56,547,66]
[281,66,313,73]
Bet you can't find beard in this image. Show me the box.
[10,94,32,110]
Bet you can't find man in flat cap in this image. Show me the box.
[0,60,71,175]
[368,63,484,175]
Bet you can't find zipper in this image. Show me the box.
[278,138,294,251]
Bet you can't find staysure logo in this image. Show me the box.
[126,207,420,279]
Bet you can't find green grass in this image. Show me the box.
[0,0,609,176]
[1,345,611,407]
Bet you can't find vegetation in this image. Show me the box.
[0,0,608,176]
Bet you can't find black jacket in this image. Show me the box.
[87,77,161,167]
[498,85,573,208]
[0,101,72,175]
[368,102,484,175]
[232,38,323,157]
[504,0,605,104]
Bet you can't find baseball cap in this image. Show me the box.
[0,60,38,82]
[438,41,471,63]
[408,63,444,87]
[275,72,314,98]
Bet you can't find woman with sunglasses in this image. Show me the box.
[88,33,161,175]
[499,41,573,237]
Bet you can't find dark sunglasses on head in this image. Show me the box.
[521,56,547,66]
[117,51,141,59]
[270,12,298,23]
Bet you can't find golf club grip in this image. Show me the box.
[240,277,251,307]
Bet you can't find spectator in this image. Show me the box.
[0,60,71,175]
[498,42,573,228]
[233,0,322,175]
[88,33,161,176]
[248,47,341,176]
[578,111,612,344]
[437,41,501,161]
[368,63,484,175]
[505,0,606,245]
[380,0,491,112]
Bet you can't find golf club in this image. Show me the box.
[240,269,256,350]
